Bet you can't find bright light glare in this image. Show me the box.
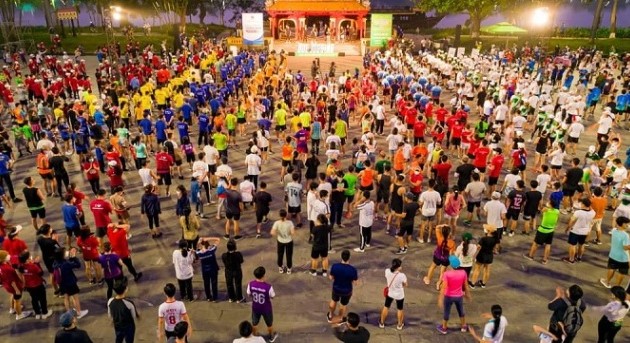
[112,12,122,21]
[531,7,550,27]
[111,6,122,13]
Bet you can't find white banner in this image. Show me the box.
[457,47,466,57]
[242,13,264,46]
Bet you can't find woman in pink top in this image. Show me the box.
[437,255,472,335]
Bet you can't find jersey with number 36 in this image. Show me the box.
[247,280,275,314]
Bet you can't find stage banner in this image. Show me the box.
[370,14,392,48]
[242,13,264,46]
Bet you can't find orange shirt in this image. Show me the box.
[213,115,224,129]
[281,144,293,161]
[436,229,456,253]
[109,136,121,153]
[393,150,405,171]
[591,196,608,219]
[359,168,374,188]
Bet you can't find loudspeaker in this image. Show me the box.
[338,52,345,57]
[454,24,462,47]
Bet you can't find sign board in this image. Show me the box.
[370,14,392,48]
[471,48,480,58]
[457,47,466,57]
[447,47,456,57]
[57,8,78,20]
[242,13,264,46]
[226,37,243,46]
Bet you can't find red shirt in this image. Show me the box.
[107,228,130,258]
[489,155,505,178]
[512,150,527,167]
[21,262,44,288]
[77,235,100,260]
[82,161,100,181]
[409,171,423,193]
[404,107,417,125]
[434,162,452,184]
[467,139,480,156]
[155,152,174,174]
[73,190,86,213]
[0,262,22,294]
[473,146,491,168]
[107,166,124,188]
[431,131,445,143]
[425,103,434,119]
[436,108,449,122]
[90,198,112,228]
[451,123,464,138]
[2,238,27,264]
[461,129,473,143]
[413,121,426,138]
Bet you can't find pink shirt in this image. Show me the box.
[442,269,467,297]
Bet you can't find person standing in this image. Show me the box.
[22,176,45,230]
[327,250,358,325]
[107,277,139,343]
[140,184,163,238]
[436,256,472,335]
[592,286,629,343]
[271,209,295,274]
[246,267,278,342]
[395,192,419,254]
[172,241,195,302]
[155,146,175,196]
[0,250,32,320]
[89,189,113,247]
[547,284,586,343]
[254,182,273,238]
[600,216,630,288]
[18,251,53,319]
[53,247,88,318]
[483,192,507,254]
[524,201,561,265]
[222,239,245,303]
[353,190,374,252]
[418,179,442,243]
[36,224,61,294]
[310,214,332,276]
[49,147,70,197]
[158,283,192,341]
[245,147,262,190]
[196,237,221,302]
[0,148,22,202]
[62,193,82,248]
[563,198,595,264]
[468,304,508,343]
[106,223,143,282]
[99,242,124,300]
[378,258,407,330]
[54,310,94,343]
[469,224,498,289]
[224,178,244,240]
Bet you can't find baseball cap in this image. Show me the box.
[59,310,76,327]
[491,191,501,199]
[8,225,23,238]
[405,192,416,200]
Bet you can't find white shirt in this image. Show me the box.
[549,149,566,166]
[158,300,187,332]
[239,180,256,203]
[484,200,507,228]
[512,116,527,130]
[306,191,318,221]
[203,145,219,165]
[504,174,521,189]
[192,160,209,183]
[494,104,508,121]
[567,122,585,138]
[482,316,508,343]
[233,336,266,343]
[570,209,596,235]
[138,168,154,187]
[598,115,613,134]
[455,242,478,268]
[536,173,552,194]
[216,164,233,179]
[244,153,262,176]
[384,269,407,300]
[419,190,441,216]
[375,105,385,120]
[386,134,402,151]
[325,135,342,148]
[612,166,628,183]
[172,249,195,280]
[356,200,375,227]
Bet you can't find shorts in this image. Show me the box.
[282,160,292,167]
[186,154,195,163]
[397,224,413,237]
[228,129,236,137]
[476,253,494,265]
[476,166,486,173]
[340,137,347,146]
[256,209,270,223]
[406,123,414,130]
[288,205,301,214]
[451,137,461,146]
[518,165,526,172]
[506,209,521,221]
[522,210,538,220]
[421,214,435,221]
[433,255,450,267]
[488,176,499,186]
[377,191,390,203]
[568,136,579,143]
[562,187,576,197]
[39,173,54,180]
[551,164,562,170]
[467,201,481,213]
[59,283,80,296]
[226,212,241,221]
[346,195,355,204]
[534,230,554,245]
[360,184,374,192]
[492,227,505,242]
[13,293,22,300]
[275,125,286,132]
[384,296,404,310]
[158,173,172,186]
[237,117,246,124]
[66,226,80,237]
[567,232,587,246]
[96,226,107,238]
[607,258,629,275]
[208,165,217,174]
[29,207,46,219]
[252,311,273,327]
[332,291,352,306]
[311,248,328,259]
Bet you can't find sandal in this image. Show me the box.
[541,259,548,265]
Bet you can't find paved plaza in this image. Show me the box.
[0,56,629,342]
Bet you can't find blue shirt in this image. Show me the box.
[330,263,358,296]
[196,246,220,273]
[139,118,153,135]
[550,191,563,209]
[610,229,630,262]
[163,108,174,123]
[155,120,167,141]
[94,111,105,126]
[62,203,80,229]
[177,122,189,139]
[0,153,10,175]
[181,103,193,120]
[210,98,221,113]
[257,118,272,131]
[198,114,209,133]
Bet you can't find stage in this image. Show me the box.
[269,38,364,56]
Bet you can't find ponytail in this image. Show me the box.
[611,286,629,308]
[490,304,502,337]
[179,240,188,258]
[462,236,470,256]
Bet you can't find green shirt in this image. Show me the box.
[213,133,228,150]
[538,208,560,233]
[334,120,347,138]
[226,114,237,130]
[21,125,33,139]
[375,159,391,174]
[343,174,358,196]
[275,109,287,126]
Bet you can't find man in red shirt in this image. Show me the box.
[19,251,53,319]
[434,103,448,125]
[433,155,452,187]
[155,146,175,196]
[2,226,27,266]
[449,119,465,157]
[107,161,124,193]
[511,143,528,181]
[413,116,427,145]
[487,148,505,196]
[90,189,113,247]
[473,139,491,181]
[0,250,31,320]
[107,223,143,282]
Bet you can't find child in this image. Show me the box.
[93,140,106,173]
[549,182,563,210]
[247,266,278,342]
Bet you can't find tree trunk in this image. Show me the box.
[609,0,619,38]
[199,6,207,24]
[180,12,187,30]
[220,7,225,26]
[591,0,605,43]
[470,13,481,39]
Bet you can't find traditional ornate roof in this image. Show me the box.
[266,0,370,13]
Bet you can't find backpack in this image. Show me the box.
[519,152,527,166]
[561,298,583,337]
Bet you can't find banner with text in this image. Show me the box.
[242,13,264,46]
[370,14,392,48]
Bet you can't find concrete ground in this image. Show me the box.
[0,56,629,342]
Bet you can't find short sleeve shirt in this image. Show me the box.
[610,229,630,262]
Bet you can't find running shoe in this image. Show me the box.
[562,257,575,264]
[523,253,534,261]
[378,322,385,328]
[326,312,333,323]
[436,324,448,334]
[353,247,365,253]
[397,323,405,330]
[600,278,612,289]
[269,332,278,343]
[461,325,469,332]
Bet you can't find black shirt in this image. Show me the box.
[548,297,586,326]
[37,236,61,263]
[225,189,242,214]
[524,190,543,214]
[49,155,68,175]
[107,297,137,330]
[564,167,584,189]
[312,224,332,250]
[335,326,371,343]
[253,191,272,213]
[221,251,243,272]
[54,328,93,343]
[401,202,420,226]
[455,163,476,190]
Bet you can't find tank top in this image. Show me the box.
[23,187,44,210]
[360,168,374,187]
[138,168,154,186]
[391,184,403,209]
[379,174,391,194]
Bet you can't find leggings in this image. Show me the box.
[146,213,160,230]
[121,257,139,278]
[277,241,294,268]
[55,172,70,195]
[88,179,100,195]
[105,275,124,300]
[443,296,465,321]
[597,315,622,343]
[26,285,48,315]
[202,270,219,301]
[359,226,372,250]
[177,278,194,301]
[225,269,243,302]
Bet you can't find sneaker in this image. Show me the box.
[479,281,486,289]
[353,247,365,253]
[397,323,405,330]
[423,276,430,285]
[523,253,534,261]
[427,237,431,243]
[595,239,603,245]
[396,248,407,255]
[461,325,469,332]
[223,234,230,240]
[16,311,32,320]
[269,332,278,343]
[378,321,385,328]
[286,268,291,275]
[228,299,234,303]
[468,281,476,289]
[236,298,247,303]
[600,278,612,289]
[576,256,582,262]
[134,272,143,282]
[562,257,575,264]
[42,310,54,319]
[328,249,336,254]
[583,241,591,247]
[279,267,284,274]
[76,309,88,319]
[256,233,261,239]
[366,244,371,248]
[417,238,425,243]
[508,231,515,237]
[234,235,243,241]
[35,314,41,320]
[310,270,317,276]
[322,271,328,277]
[326,312,333,323]
[12,198,22,203]
[436,324,448,335]
[339,224,346,228]
[9,307,15,314]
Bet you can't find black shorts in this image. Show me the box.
[226,212,241,221]
[476,253,494,265]
[228,129,236,137]
[208,164,217,174]
[522,209,538,220]
[534,230,554,245]
[568,136,579,143]
[275,125,286,132]
[397,224,413,237]
[29,207,46,219]
[488,176,499,186]
[12,293,22,301]
[44,260,54,273]
[607,258,629,275]
[551,165,562,170]
[282,160,291,167]
[332,291,352,306]
[288,205,301,214]
[346,195,355,203]
[567,232,587,246]
[451,137,461,146]
[59,283,80,296]
[237,117,246,124]
[158,173,172,186]
[476,166,486,173]
[492,227,504,242]
[433,255,450,267]
[311,248,328,259]
[384,296,404,310]
[186,154,195,163]
[360,184,374,192]
[377,191,390,203]
[518,165,526,172]
[467,201,481,213]
[562,187,577,197]
[96,226,107,238]
[66,226,80,237]
[252,311,273,327]
[256,209,269,223]
[39,173,54,180]
[340,137,347,146]
[506,209,521,221]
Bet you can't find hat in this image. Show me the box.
[448,255,461,269]
[8,225,23,238]
[59,310,76,327]
[462,232,473,241]
[491,191,501,199]
[108,160,118,167]
[483,224,497,233]
[0,250,8,263]
[517,142,525,149]
[405,192,416,200]
[250,146,259,154]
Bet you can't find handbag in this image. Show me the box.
[383,272,399,298]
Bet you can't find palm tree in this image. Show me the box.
[609,0,619,38]
[590,0,605,43]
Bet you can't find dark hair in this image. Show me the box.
[462,233,471,256]
[18,250,30,264]
[593,186,603,197]
[390,258,402,272]
[38,223,52,236]
[568,284,583,303]
[178,240,189,257]
[227,239,237,252]
[254,266,266,279]
[238,320,254,337]
[113,276,129,295]
[490,304,503,337]
[341,249,351,262]
[346,312,360,328]
[317,214,329,226]
[173,321,189,339]
[163,283,177,297]
[611,286,629,308]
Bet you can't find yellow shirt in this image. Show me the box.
[120,104,129,119]
[83,93,96,107]
[53,108,64,120]
[132,93,142,107]
[140,84,151,97]
[299,111,311,128]
[154,89,167,105]
[173,93,185,109]
[140,95,152,111]
[290,116,301,133]
[135,106,144,121]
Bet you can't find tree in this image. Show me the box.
[591,0,605,43]
[609,0,619,38]
[416,0,506,38]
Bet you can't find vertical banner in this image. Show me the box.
[242,12,264,46]
[370,14,392,48]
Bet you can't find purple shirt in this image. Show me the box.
[295,129,309,148]
[247,280,275,314]
[99,253,122,279]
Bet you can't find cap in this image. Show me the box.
[8,225,23,238]
[405,192,416,200]
[250,146,259,154]
[59,310,76,327]
[462,232,473,241]
[517,142,525,149]
[448,255,461,269]
[491,191,501,199]
[108,160,118,167]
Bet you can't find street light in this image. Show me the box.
[112,12,122,21]
[531,7,551,27]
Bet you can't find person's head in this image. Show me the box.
[64,193,74,204]
[346,312,360,329]
[163,283,177,298]
[448,255,460,269]
[113,276,129,296]
[103,241,113,253]
[390,258,402,272]
[593,186,603,197]
[253,266,266,280]
[610,286,629,308]
[490,304,503,338]
[572,157,580,167]
[516,180,525,189]
[23,176,34,187]
[616,216,630,230]
[316,214,329,226]
[59,310,77,329]
[238,320,254,338]
[227,239,237,252]
[341,249,351,263]
[173,321,189,339]
[567,284,583,303]
[578,197,591,209]
[278,208,287,220]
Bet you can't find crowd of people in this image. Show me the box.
[0,28,629,343]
